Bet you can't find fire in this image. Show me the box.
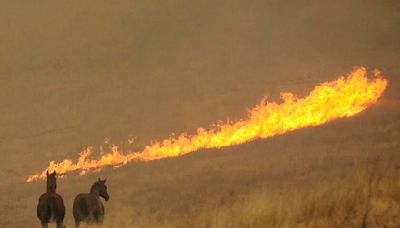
[27,67,388,182]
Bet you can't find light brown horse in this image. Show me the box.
[73,178,110,227]
[37,171,66,228]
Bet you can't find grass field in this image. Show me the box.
[1,0,399,227]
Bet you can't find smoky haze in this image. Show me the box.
[0,0,399,227]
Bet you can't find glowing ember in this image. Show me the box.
[27,67,388,182]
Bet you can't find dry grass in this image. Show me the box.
[198,174,400,228]
[97,162,400,228]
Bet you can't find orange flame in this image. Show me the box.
[27,67,388,182]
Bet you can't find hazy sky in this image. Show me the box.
[1,1,399,226]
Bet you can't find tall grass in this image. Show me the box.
[102,164,400,228]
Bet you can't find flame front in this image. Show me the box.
[27,67,388,182]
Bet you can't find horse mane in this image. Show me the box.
[90,182,101,195]
[46,174,57,193]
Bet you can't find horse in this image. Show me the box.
[73,178,110,227]
[37,170,66,228]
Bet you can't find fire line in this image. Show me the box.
[27,67,388,182]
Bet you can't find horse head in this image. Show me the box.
[46,170,57,193]
[96,178,110,201]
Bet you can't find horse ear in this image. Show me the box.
[103,178,107,183]
[98,178,101,182]
[53,171,56,175]
[46,170,49,176]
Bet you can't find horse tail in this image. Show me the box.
[48,196,57,221]
[49,195,66,222]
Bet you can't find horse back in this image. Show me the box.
[73,193,104,222]
[37,193,66,223]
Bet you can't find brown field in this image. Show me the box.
[1,0,399,227]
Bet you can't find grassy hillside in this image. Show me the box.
[0,0,399,227]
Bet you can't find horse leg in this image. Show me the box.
[74,219,80,228]
[97,215,104,225]
[94,210,104,225]
[56,221,65,228]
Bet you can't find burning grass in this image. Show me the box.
[28,67,388,182]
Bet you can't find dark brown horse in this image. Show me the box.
[73,178,110,227]
[37,170,66,228]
